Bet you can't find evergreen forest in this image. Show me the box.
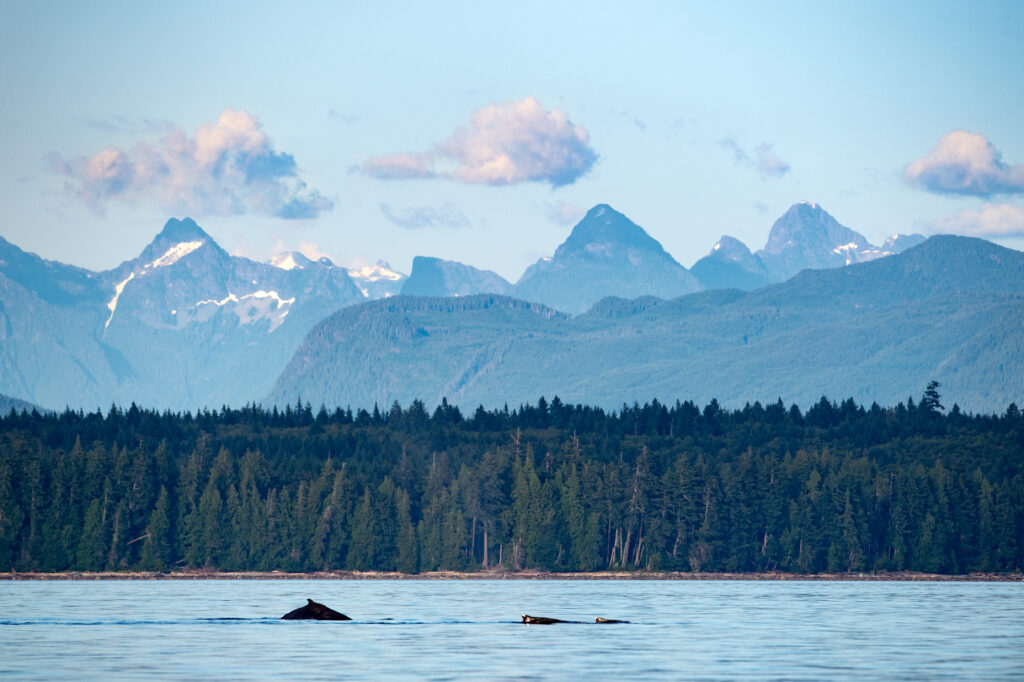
[1,388,1022,575]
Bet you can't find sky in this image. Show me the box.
[2,0,1023,281]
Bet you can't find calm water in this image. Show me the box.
[1,579,1022,680]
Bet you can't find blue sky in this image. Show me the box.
[2,0,1023,280]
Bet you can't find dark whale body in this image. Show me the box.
[521,614,582,624]
[282,599,352,620]
[521,614,630,624]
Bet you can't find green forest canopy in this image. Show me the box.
[1,388,1021,574]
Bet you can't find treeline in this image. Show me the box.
[0,389,1022,574]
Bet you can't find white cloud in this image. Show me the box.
[904,130,1024,197]
[363,97,597,187]
[51,109,332,219]
[296,240,336,262]
[926,203,1024,238]
[362,153,437,180]
[380,202,470,230]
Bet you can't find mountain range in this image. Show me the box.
[0,203,1017,412]
[396,202,926,310]
[690,201,926,290]
[270,235,1024,414]
[392,202,926,306]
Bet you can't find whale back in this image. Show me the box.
[282,598,352,620]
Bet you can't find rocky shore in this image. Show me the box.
[1,570,1020,581]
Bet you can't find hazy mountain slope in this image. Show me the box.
[0,238,117,409]
[273,296,570,408]
[514,204,702,313]
[269,236,1024,413]
[401,256,513,297]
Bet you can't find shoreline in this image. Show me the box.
[1,570,1020,582]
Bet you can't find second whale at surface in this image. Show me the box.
[521,614,629,624]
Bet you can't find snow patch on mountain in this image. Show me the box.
[149,240,205,269]
[105,272,135,329]
[270,253,304,270]
[246,290,295,308]
[194,290,296,331]
[196,293,240,307]
[196,290,295,309]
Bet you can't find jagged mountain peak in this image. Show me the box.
[127,217,225,275]
[556,204,669,259]
[690,235,770,291]
[401,256,512,297]
[157,217,212,242]
[514,204,700,313]
[709,235,754,261]
[762,202,868,256]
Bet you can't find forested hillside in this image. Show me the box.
[1,390,1021,574]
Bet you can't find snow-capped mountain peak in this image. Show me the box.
[269,251,313,271]
[345,260,407,298]
[349,260,405,283]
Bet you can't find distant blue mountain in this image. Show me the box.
[401,256,512,297]
[513,204,702,313]
[268,235,1024,414]
[690,235,772,291]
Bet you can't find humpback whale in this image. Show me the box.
[281,599,352,620]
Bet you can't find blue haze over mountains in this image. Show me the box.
[0,203,1019,413]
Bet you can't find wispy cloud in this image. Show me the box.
[719,137,790,179]
[926,203,1024,237]
[51,109,333,219]
[720,137,747,164]
[326,109,358,125]
[363,97,597,187]
[754,143,790,178]
[619,110,647,132]
[84,115,173,135]
[545,200,587,226]
[905,130,1024,197]
[380,202,470,230]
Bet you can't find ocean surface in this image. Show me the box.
[0,579,1022,680]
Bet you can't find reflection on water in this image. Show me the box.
[0,580,1022,680]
